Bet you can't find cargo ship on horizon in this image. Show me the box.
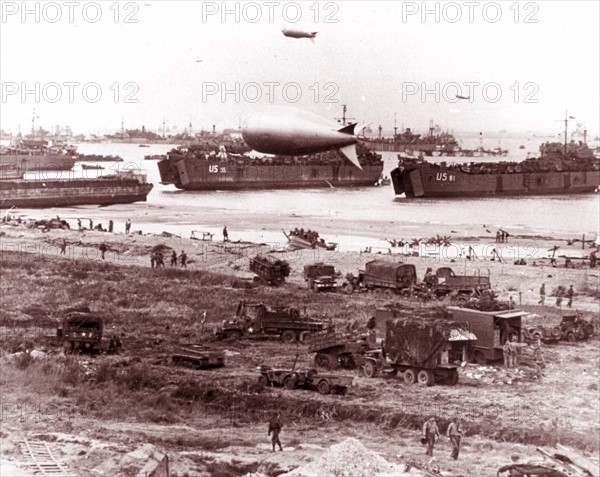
[0,138,79,175]
[157,142,383,190]
[390,140,600,198]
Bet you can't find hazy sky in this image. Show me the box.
[1,1,599,136]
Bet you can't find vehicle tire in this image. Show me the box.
[383,289,394,297]
[281,330,297,343]
[567,333,575,343]
[283,376,296,390]
[227,331,242,341]
[584,324,594,337]
[315,354,330,369]
[317,380,331,395]
[363,360,377,378]
[298,331,311,344]
[551,326,561,339]
[372,288,383,296]
[472,350,487,365]
[446,369,459,386]
[403,368,417,385]
[258,375,268,387]
[417,369,434,387]
[384,367,398,378]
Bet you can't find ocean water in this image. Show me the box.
[7,136,599,256]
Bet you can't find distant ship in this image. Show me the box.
[0,171,153,208]
[0,138,78,175]
[363,121,459,155]
[391,141,600,198]
[157,142,383,190]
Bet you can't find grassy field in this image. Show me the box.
[1,249,598,477]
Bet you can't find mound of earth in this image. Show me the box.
[282,437,421,477]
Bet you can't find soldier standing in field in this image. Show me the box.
[538,283,546,305]
[447,417,463,460]
[422,416,440,456]
[566,285,574,308]
[268,412,283,452]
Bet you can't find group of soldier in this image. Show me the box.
[422,416,464,460]
[538,283,575,307]
[150,249,187,268]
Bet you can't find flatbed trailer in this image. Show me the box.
[172,345,225,369]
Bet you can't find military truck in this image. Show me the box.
[59,312,121,355]
[215,300,325,343]
[249,255,290,286]
[360,307,475,386]
[447,306,528,364]
[559,313,594,342]
[303,263,339,292]
[347,260,417,295]
[425,267,491,298]
[307,327,375,369]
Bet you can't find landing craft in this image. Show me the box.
[242,108,362,169]
[282,27,318,43]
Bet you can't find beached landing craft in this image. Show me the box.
[157,142,383,190]
[391,141,600,198]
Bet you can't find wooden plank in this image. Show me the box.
[556,444,600,477]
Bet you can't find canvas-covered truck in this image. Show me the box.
[215,300,325,343]
[58,312,121,354]
[447,306,527,364]
[425,267,491,298]
[303,263,339,292]
[360,307,476,386]
[347,260,417,295]
[249,255,290,286]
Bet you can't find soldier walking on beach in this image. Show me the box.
[108,220,113,233]
[447,417,463,460]
[77,218,82,231]
[89,219,93,230]
[170,250,178,267]
[538,283,546,305]
[268,412,283,452]
[60,239,67,255]
[422,417,440,456]
[223,225,229,242]
[180,250,187,268]
[125,219,132,234]
[99,242,108,260]
[566,285,574,308]
[555,287,564,307]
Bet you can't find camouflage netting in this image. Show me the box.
[462,296,510,312]
[385,317,469,368]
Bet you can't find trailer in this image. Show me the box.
[172,345,225,369]
[447,306,527,364]
[258,364,352,395]
[249,255,290,286]
[427,267,491,297]
[215,300,325,343]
